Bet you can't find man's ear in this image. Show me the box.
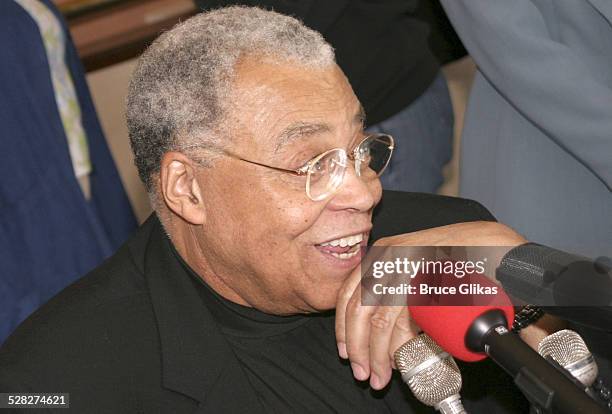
[159,152,206,225]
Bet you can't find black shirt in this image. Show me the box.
[176,246,409,413]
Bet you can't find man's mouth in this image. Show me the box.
[316,233,365,259]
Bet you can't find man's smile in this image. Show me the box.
[315,232,368,261]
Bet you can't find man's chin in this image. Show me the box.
[302,281,347,313]
[307,301,337,313]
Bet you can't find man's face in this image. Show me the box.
[191,58,382,314]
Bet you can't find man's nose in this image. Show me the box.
[327,162,381,212]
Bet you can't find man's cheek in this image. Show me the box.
[371,179,383,205]
[281,209,323,236]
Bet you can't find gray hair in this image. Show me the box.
[126,6,335,194]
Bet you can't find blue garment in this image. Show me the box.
[368,72,454,193]
[0,0,137,342]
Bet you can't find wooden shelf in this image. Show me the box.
[54,0,197,71]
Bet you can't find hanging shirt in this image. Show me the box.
[14,0,92,185]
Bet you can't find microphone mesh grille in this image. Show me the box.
[538,329,590,366]
[394,334,462,407]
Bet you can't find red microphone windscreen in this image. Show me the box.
[407,269,515,362]
[409,304,514,362]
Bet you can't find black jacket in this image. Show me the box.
[1,191,530,413]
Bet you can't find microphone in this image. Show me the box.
[408,298,607,413]
[496,243,612,331]
[394,333,466,414]
[408,304,514,362]
[538,330,598,392]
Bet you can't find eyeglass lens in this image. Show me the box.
[307,149,347,201]
[306,134,393,200]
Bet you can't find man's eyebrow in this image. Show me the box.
[274,122,332,153]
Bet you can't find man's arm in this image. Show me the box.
[440,0,612,190]
[371,191,496,242]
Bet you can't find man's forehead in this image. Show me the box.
[230,58,364,150]
[233,60,350,104]
[273,105,366,153]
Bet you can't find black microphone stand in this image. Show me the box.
[465,309,607,414]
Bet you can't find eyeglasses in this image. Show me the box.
[215,133,394,201]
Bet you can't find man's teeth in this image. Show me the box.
[320,233,364,248]
[329,249,360,259]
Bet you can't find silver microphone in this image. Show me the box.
[538,329,599,391]
[394,333,467,414]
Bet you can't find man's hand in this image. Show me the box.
[335,221,527,390]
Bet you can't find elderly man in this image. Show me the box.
[0,7,535,413]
